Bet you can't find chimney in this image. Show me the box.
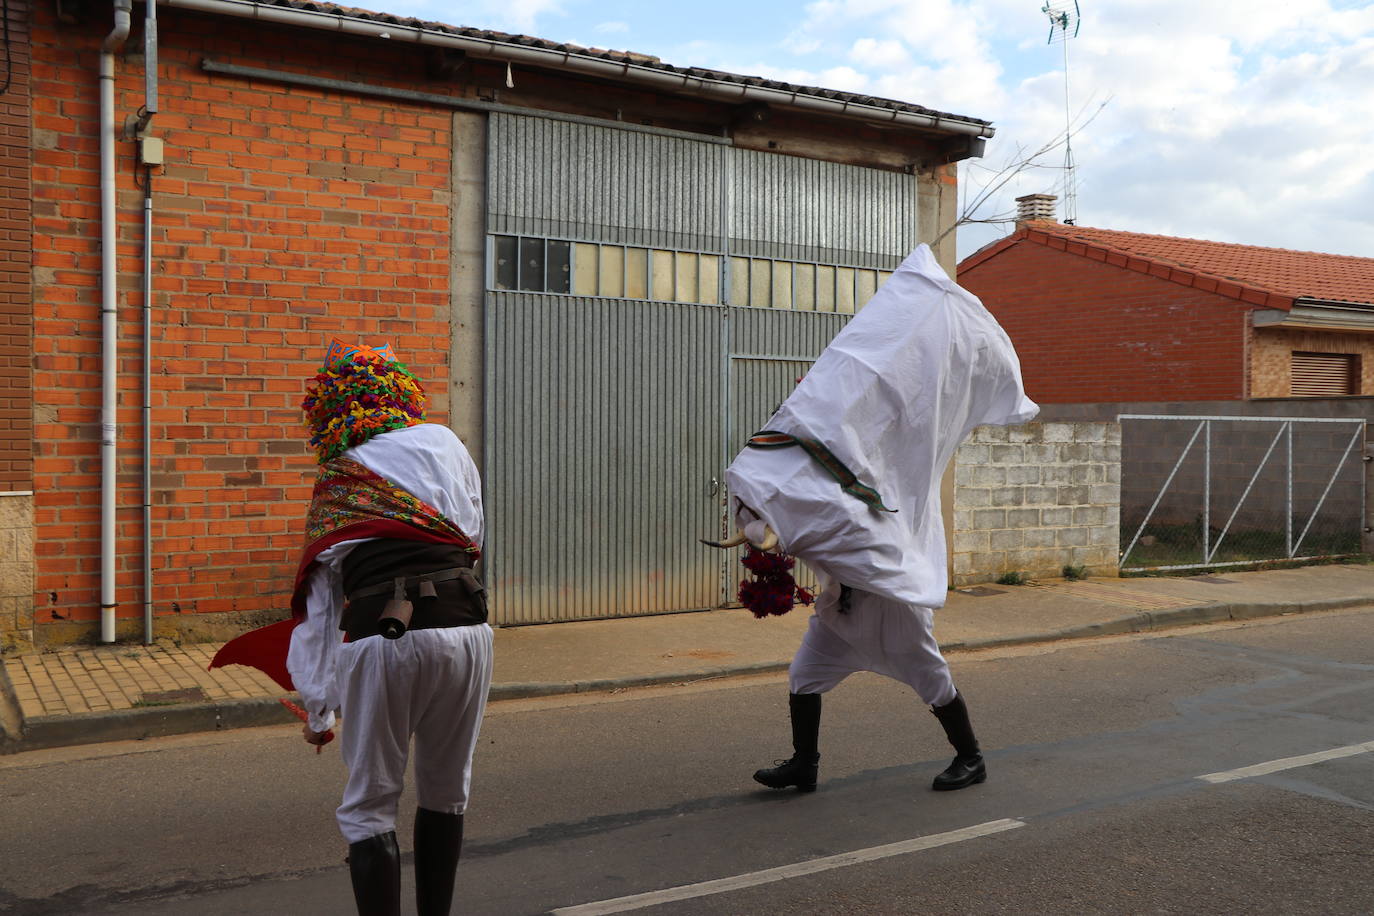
[1015,193,1058,227]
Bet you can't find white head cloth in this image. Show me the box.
[723,244,1038,609]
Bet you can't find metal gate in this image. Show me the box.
[1119,415,1366,572]
[482,112,915,623]
[723,309,851,603]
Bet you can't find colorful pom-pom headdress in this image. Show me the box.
[301,337,427,463]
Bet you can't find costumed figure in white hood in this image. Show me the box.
[716,246,1038,794]
[287,339,493,916]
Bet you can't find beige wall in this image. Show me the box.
[449,111,488,471]
[1251,326,1374,398]
[0,494,33,651]
[918,163,959,275]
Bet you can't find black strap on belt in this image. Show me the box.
[342,566,488,640]
[346,566,472,601]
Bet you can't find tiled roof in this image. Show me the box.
[962,223,1374,308]
[220,0,991,130]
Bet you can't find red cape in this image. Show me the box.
[209,618,298,691]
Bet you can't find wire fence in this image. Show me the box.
[1118,415,1366,572]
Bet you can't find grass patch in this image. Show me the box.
[995,570,1030,586]
[1121,522,1362,571]
[1061,564,1088,581]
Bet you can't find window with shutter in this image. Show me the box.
[1291,351,1359,396]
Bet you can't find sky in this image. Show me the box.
[364,0,1374,262]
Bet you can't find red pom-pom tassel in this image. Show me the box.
[737,546,815,619]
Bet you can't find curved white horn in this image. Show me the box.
[753,526,778,552]
[699,530,748,549]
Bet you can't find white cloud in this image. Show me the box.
[407,0,563,34]
[508,0,564,33]
[885,0,1374,259]
[595,20,630,34]
[850,37,909,70]
[818,65,871,91]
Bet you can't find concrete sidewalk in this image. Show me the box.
[4,563,1373,755]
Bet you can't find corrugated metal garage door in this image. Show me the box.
[485,293,724,623]
[483,112,918,624]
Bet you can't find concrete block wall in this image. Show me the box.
[1119,418,1362,532]
[952,421,1120,585]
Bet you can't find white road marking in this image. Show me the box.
[553,740,1374,915]
[1198,740,1374,784]
[550,817,1026,916]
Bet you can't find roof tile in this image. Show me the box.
[1031,224,1374,306]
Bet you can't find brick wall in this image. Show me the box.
[958,241,1253,403]
[1251,326,1374,398]
[0,0,31,493]
[952,421,1120,585]
[30,7,457,642]
[0,0,32,650]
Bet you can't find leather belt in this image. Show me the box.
[346,566,471,601]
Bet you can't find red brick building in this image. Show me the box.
[957,203,1374,405]
[0,0,32,652]
[2,0,991,648]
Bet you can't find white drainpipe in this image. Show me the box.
[100,0,133,643]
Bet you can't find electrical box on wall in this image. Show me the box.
[139,136,165,167]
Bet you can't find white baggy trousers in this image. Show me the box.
[335,624,494,844]
[787,585,956,708]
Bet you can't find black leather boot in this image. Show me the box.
[930,692,986,791]
[347,831,402,916]
[753,692,822,792]
[414,807,465,916]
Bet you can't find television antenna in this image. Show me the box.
[1042,0,1080,224]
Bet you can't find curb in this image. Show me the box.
[942,596,1371,652]
[0,696,299,756]
[3,597,1369,756]
[488,660,793,701]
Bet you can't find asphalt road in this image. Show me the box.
[2,606,1373,915]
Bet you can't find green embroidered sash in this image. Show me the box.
[745,430,897,513]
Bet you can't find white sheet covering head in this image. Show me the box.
[723,244,1038,609]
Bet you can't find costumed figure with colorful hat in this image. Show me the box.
[216,339,492,916]
[709,245,1039,795]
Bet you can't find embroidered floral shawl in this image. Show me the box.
[289,457,480,619]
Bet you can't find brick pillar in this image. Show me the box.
[0,0,32,649]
